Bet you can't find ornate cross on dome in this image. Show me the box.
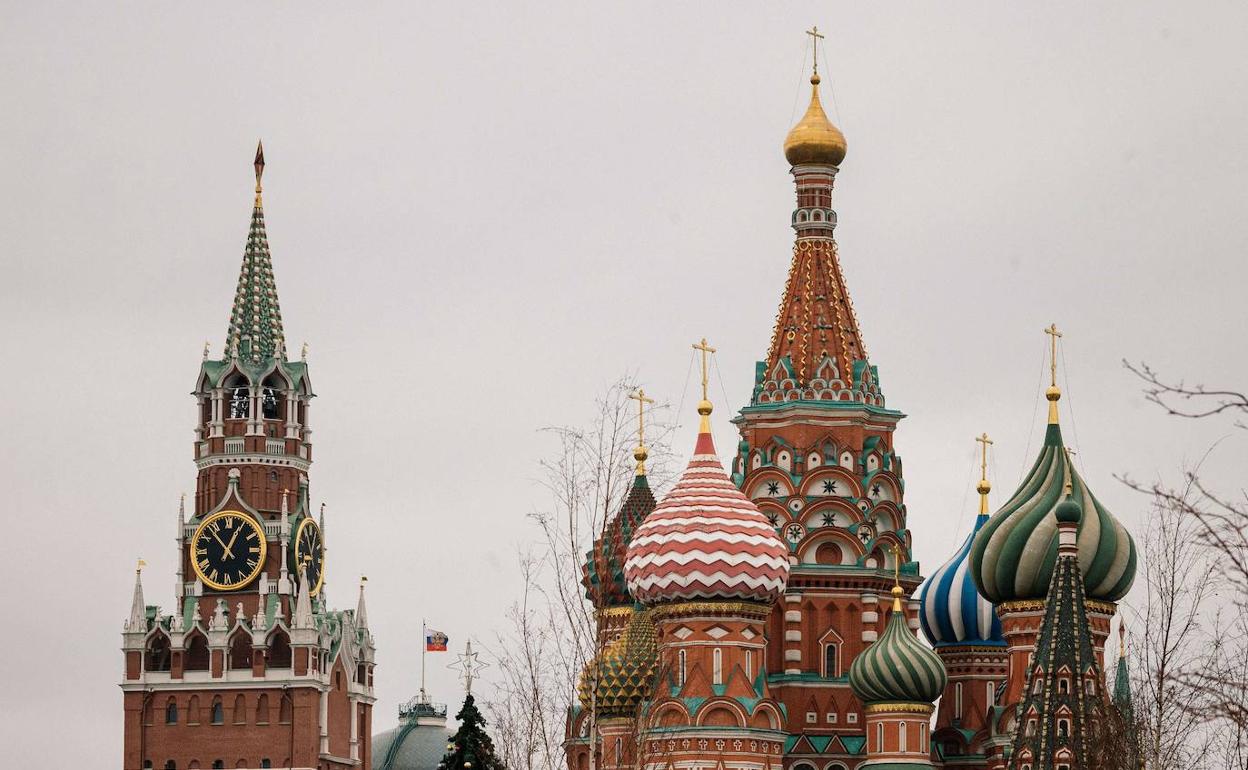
[1044,323,1063,387]
[975,432,994,514]
[806,26,825,75]
[629,388,655,474]
[449,639,488,694]
[692,338,716,402]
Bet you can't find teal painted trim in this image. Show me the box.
[840,736,867,755]
[809,736,833,753]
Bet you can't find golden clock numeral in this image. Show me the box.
[224,516,234,528]
[196,548,207,556]
[223,574,233,585]
[198,559,210,571]
[208,521,220,534]
[209,569,219,581]
[247,559,258,569]
[249,545,261,554]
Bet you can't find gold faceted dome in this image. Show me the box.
[783,74,847,167]
[577,610,657,718]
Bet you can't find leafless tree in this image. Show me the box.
[1122,361,1248,767]
[482,377,676,770]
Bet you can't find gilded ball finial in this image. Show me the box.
[976,479,992,495]
[697,399,713,416]
[811,72,821,86]
[1046,385,1062,402]
[633,445,649,464]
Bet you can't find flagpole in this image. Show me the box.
[421,618,427,703]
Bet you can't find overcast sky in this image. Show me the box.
[3,2,1247,765]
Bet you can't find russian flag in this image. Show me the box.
[426,630,448,651]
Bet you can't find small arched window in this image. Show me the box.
[267,630,292,668]
[212,761,224,770]
[1058,719,1070,738]
[712,648,723,685]
[279,694,293,724]
[677,649,687,687]
[1058,678,1070,694]
[256,694,270,725]
[260,762,271,769]
[164,762,176,770]
[228,384,250,419]
[146,633,172,672]
[232,694,246,724]
[165,698,178,725]
[211,698,224,725]
[824,644,839,678]
[185,632,210,671]
[228,632,252,670]
[187,695,200,724]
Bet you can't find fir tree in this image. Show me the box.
[438,694,505,770]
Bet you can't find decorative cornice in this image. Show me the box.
[650,601,772,623]
[864,702,935,715]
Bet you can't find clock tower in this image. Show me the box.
[120,144,376,770]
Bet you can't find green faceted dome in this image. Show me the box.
[850,589,947,704]
[577,609,658,718]
[970,423,1137,603]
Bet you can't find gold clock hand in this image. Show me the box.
[222,527,243,561]
[210,529,232,556]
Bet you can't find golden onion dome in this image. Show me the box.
[576,610,657,718]
[783,74,847,167]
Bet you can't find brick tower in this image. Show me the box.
[728,35,926,767]
[120,143,376,770]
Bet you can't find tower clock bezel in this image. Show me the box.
[190,509,268,591]
[292,517,325,597]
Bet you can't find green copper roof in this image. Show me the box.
[970,423,1137,603]
[582,473,656,608]
[225,143,286,365]
[849,590,946,704]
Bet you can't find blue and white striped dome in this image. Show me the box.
[919,513,1004,647]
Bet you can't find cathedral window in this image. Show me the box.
[875,723,883,752]
[712,648,723,685]
[267,630,292,668]
[261,387,279,419]
[211,697,224,725]
[228,632,252,670]
[1057,719,1070,739]
[955,682,963,718]
[987,681,996,707]
[228,387,250,419]
[279,694,293,724]
[185,632,210,671]
[824,643,839,677]
[1026,718,1037,737]
[256,694,269,725]
[1058,677,1070,694]
[677,649,687,687]
[146,633,172,672]
[920,724,926,750]
[900,722,908,752]
[165,699,178,725]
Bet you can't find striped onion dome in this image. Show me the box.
[577,609,658,718]
[918,512,1005,647]
[970,423,1137,604]
[624,404,789,605]
[850,587,948,704]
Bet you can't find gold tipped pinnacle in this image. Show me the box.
[692,338,717,432]
[805,26,825,77]
[1044,323,1063,424]
[975,433,993,514]
[253,140,265,205]
[628,388,656,475]
[890,544,904,612]
[136,558,147,574]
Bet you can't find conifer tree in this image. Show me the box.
[438,693,505,770]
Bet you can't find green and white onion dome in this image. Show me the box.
[849,587,947,705]
[969,422,1137,604]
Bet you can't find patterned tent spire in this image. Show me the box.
[1007,489,1106,770]
[225,140,286,364]
[1113,624,1132,720]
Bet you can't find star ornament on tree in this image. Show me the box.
[448,640,489,693]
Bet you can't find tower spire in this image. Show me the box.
[225,140,287,364]
[976,432,994,515]
[692,337,716,434]
[356,575,369,629]
[126,559,147,633]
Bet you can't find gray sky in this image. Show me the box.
[2,2,1246,765]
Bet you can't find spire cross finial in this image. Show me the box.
[1044,323,1063,387]
[628,388,655,474]
[975,432,994,514]
[889,544,904,611]
[136,558,147,574]
[806,26,825,76]
[692,338,717,402]
[254,140,265,197]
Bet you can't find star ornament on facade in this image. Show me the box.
[822,479,836,494]
[448,639,489,694]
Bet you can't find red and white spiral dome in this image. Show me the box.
[625,403,790,605]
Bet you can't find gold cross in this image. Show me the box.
[692,338,717,402]
[975,433,993,482]
[806,26,825,75]
[628,389,655,446]
[1044,323,1063,387]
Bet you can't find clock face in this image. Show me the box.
[191,510,267,591]
[293,518,325,596]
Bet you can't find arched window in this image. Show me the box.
[187,695,200,725]
[164,762,176,770]
[261,387,280,419]
[165,698,178,725]
[144,762,153,769]
[228,632,252,670]
[712,648,723,685]
[1058,719,1070,738]
[267,630,292,668]
[233,694,246,724]
[1058,678,1070,694]
[185,632,210,671]
[256,694,270,725]
[900,722,908,752]
[227,383,250,420]
[146,633,172,672]
[211,698,224,725]
[955,682,963,717]
[745,649,753,679]
[875,723,884,752]
[260,762,271,769]
[824,643,838,677]
[677,649,687,687]
[335,671,344,690]
[212,761,224,769]
[815,541,842,565]
[279,694,293,724]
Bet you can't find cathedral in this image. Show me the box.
[117,31,1140,770]
[119,144,376,770]
[566,35,1138,770]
